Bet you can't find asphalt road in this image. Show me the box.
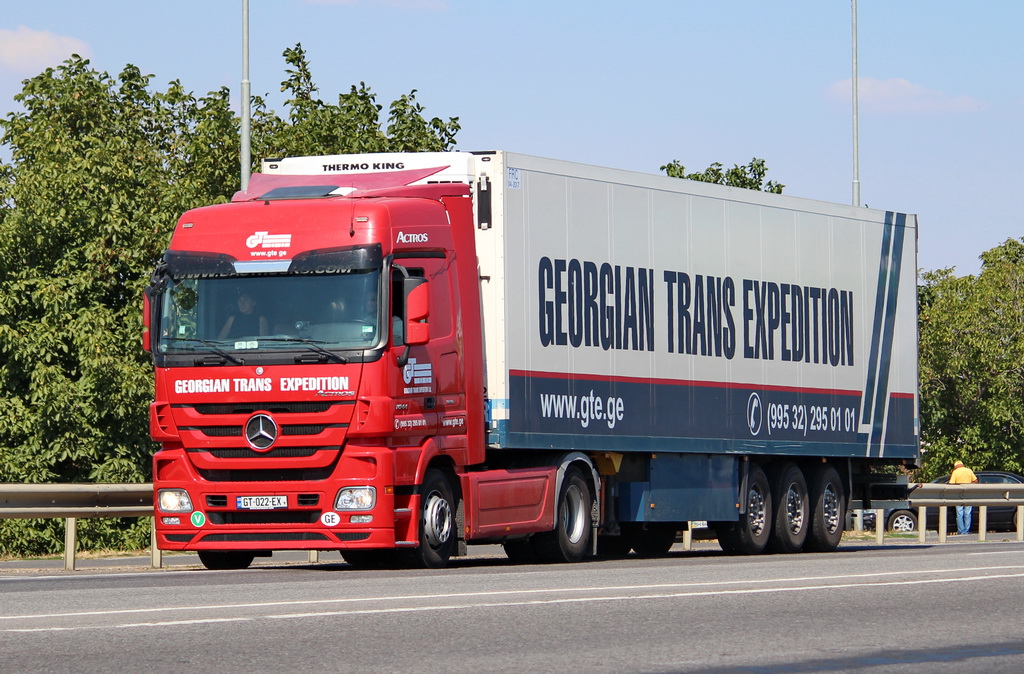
[3,540,1024,672]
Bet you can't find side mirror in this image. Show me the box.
[405,279,429,346]
[141,291,152,352]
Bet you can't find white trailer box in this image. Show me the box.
[469,152,917,461]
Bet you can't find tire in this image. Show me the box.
[805,464,845,552]
[502,538,541,564]
[197,550,255,570]
[631,523,678,557]
[717,464,773,555]
[887,509,918,533]
[405,468,458,569]
[533,467,594,563]
[767,463,810,554]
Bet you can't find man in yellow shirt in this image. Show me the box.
[949,460,979,535]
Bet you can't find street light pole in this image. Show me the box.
[851,0,861,207]
[240,0,252,191]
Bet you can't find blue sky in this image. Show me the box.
[1,1,1021,275]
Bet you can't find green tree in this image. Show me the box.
[0,45,459,555]
[918,238,1024,479]
[661,157,784,193]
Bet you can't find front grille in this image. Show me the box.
[187,402,339,415]
[185,424,344,438]
[191,447,331,459]
[208,511,320,525]
[207,495,228,507]
[197,466,336,482]
[201,532,329,542]
[164,534,195,542]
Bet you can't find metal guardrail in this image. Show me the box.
[3,482,1024,571]
[0,483,155,571]
[908,482,1024,506]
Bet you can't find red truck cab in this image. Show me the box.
[146,173,512,569]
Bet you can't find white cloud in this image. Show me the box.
[826,77,986,114]
[0,26,91,74]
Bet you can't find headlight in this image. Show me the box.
[158,489,194,513]
[335,486,376,510]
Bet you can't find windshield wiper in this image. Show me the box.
[162,338,245,366]
[258,337,349,364]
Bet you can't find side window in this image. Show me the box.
[980,475,1010,484]
[391,267,425,345]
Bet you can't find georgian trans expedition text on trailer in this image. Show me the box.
[144,151,918,569]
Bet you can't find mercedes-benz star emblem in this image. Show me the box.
[244,413,278,451]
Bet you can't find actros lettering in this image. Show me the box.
[538,257,655,352]
[396,231,429,244]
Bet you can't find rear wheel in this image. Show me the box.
[805,464,845,552]
[197,550,255,570]
[404,468,458,569]
[717,464,772,555]
[767,463,809,553]
[534,467,593,563]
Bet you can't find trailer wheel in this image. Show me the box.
[534,466,593,563]
[805,464,845,552]
[405,468,457,568]
[197,550,255,570]
[767,463,809,553]
[717,464,772,555]
[631,523,678,557]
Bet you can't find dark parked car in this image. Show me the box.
[859,471,1024,533]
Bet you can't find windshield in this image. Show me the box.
[156,270,381,356]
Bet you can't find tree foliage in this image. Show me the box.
[0,44,458,555]
[918,239,1024,479]
[661,157,784,193]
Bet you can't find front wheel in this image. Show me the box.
[405,468,458,569]
[533,467,594,563]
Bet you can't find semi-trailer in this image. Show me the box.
[146,151,918,569]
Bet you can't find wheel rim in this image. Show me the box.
[422,489,452,550]
[786,483,806,534]
[562,483,587,545]
[891,514,914,532]
[822,483,840,534]
[748,485,767,536]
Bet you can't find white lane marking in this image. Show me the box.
[4,568,1024,633]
